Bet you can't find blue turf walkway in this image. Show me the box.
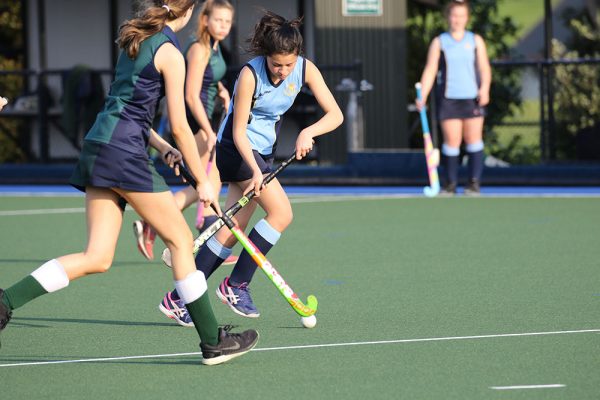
[1,185,600,197]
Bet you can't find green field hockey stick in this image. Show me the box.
[177,161,318,317]
[161,152,297,267]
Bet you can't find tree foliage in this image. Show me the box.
[552,5,600,160]
[0,1,26,162]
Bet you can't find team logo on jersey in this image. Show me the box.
[284,83,298,97]
[464,43,473,50]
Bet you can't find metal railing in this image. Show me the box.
[0,68,114,162]
[1,63,365,164]
[490,57,600,162]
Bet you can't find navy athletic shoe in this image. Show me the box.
[439,183,457,197]
[0,289,12,347]
[158,291,194,327]
[464,179,481,196]
[216,277,260,318]
[200,325,259,365]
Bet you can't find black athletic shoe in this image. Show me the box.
[439,183,457,197]
[0,289,13,347]
[200,325,259,366]
[464,179,481,196]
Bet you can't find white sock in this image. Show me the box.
[31,259,70,293]
[174,270,208,304]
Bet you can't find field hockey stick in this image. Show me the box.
[178,162,318,317]
[195,103,228,228]
[161,152,297,268]
[415,83,441,197]
[195,145,216,229]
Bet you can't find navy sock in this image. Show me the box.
[229,228,274,286]
[444,155,459,185]
[199,215,219,233]
[197,236,232,279]
[172,237,232,300]
[467,150,484,182]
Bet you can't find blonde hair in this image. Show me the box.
[118,0,195,59]
[196,0,234,58]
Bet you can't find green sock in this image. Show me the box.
[185,293,219,346]
[4,275,48,310]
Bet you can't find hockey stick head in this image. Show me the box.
[423,183,440,197]
[290,294,318,317]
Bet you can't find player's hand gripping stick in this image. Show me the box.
[162,153,297,267]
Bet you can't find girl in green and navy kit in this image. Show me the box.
[0,0,257,366]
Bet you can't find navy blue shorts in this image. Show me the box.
[438,98,486,120]
[216,140,274,183]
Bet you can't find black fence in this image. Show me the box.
[408,58,600,166]
[1,58,598,165]
[0,68,114,162]
[0,62,364,164]
[491,57,600,163]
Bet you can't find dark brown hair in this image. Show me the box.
[118,0,195,59]
[247,11,303,56]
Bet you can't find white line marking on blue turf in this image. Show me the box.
[0,328,598,368]
[0,207,86,216]
[0,196,403,217]
[490,384,565,390]
[2,193,600,217]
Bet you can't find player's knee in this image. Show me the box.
[283,210,293,230]
[164,230,194,254]
[266,209,293,232]
[87,253,114,274]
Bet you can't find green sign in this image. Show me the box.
[343,0,382,16]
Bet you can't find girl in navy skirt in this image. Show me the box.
[133,0,238,268]
[417,0,491,195]
[0,0,257,365]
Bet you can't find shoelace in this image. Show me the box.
[235,283,254,306]
[220,324,245,341]
[171,298,190,318]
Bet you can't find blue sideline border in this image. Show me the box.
[1,185,599,197]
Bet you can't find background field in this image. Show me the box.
[0,193,599,399]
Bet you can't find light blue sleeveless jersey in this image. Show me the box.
[218,55,306,154]
[438,31,479,99]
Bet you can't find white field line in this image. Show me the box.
[0,328,598,368]
[0,196,406,217]
[0,207,86,216]
[490,384,565,390]
[2,192,600,217]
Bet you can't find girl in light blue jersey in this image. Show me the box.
[177,10,343,318]
[417,0,491,195]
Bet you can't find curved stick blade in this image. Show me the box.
[423,184,440,197]
[290,295,318,317]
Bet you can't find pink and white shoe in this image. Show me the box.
[133,220,156,260]
[158,291,194,327]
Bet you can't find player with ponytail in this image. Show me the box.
[159,10,343,321]
[0,0,258,365]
